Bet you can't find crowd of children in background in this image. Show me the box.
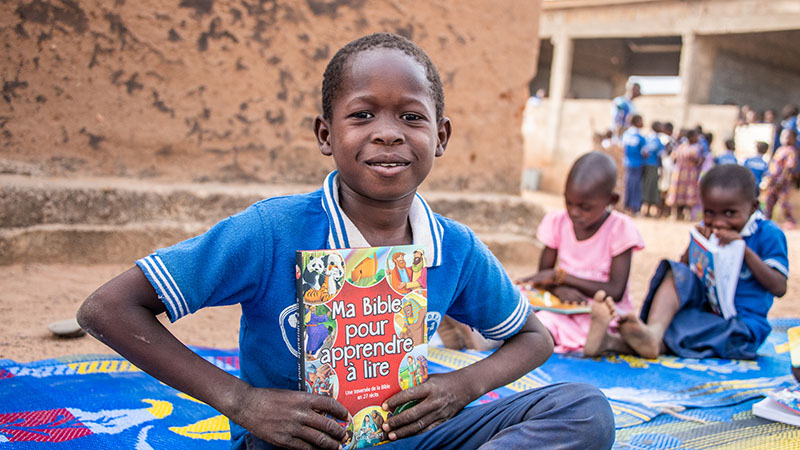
[609,103,800,231]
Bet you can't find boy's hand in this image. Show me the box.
[711,228,742,246]
[233,387,349,450]
[551,285,587,305]
[380,372,471,440]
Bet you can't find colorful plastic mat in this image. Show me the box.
[1,319,798,448]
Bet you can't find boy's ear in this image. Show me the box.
[436,117,452,157]
[610,192,620,206]
[314,115,332,156]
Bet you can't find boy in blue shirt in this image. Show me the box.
[744,141,769,196]
[716,138,738,166]
[78,33,614,450]
[622,114,646,215]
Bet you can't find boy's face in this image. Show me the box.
[315,48,451,205]
[701,186,757,234]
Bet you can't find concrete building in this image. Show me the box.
[524,0,800,192]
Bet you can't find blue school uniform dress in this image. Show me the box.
[136,171,614,450]
[622,127,646,212]
[640,211,789,359]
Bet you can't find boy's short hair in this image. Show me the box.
[756,141,769,153]
[700,164,756,201]
[321,32,445,122]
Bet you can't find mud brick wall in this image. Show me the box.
[1,0,540,193]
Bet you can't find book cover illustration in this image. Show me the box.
[519,286,590,314]
[687,227,745,320]
[297,245,428,449]
[768,385,800,415]
[753,386,800,427]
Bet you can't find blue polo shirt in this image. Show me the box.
[643,132,663,167]
[622,127,645,168]
[744,156,769,186]
[731,211,789,348]
[715,152,738,165]
[136,171,531,448]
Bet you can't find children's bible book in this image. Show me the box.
[519,286,590,314]
[296,245,428,449]
[687,228,745,320]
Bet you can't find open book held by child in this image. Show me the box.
[586,164,789,360]
[78,33,614,450]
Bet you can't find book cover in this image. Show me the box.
[687,228,745,319]
[753,391,800,427]
[296,245,428,448]
[519,286,590,314]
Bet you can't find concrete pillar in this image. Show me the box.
[546,33,574,161]
[678,32,696,128]
[679,33,716,127]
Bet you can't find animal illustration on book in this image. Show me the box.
[296,245,428,448]
[302,252,346,304]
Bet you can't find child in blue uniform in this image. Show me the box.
[587,164,788,360]
[744,141,769,196]
[78,33,614,450]
[622,114,646,215]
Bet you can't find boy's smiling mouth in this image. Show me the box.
[368,162,409,167]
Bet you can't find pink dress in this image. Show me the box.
[535,210,645,353]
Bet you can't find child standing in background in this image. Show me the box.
[658,122,677,218]
[622,114,646,216]
[641,121,663,217]
[744,141,769,197]
[519,152,644,354]
[587,164,788,359]
[716,138,738,165]
[667,129,703,220]
[765,128,798,229]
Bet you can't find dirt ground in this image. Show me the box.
[1,190,798,362]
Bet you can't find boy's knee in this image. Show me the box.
[570,383,615,448]
[544,382,615,449]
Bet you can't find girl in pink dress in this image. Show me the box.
[519,152,645,354]
[666,129,703,220]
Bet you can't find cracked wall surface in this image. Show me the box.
[1,0,540,193]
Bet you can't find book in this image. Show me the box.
[296,245,428,449]
[519,286,590,314]
[687,227,745,319]
[752,386,800,426]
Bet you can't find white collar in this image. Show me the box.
[321,171,443,267]
[740,210,763,237]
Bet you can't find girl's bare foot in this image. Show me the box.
[618,313,662,359]
[584,291,621,357]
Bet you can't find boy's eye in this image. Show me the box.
[401,113,424,121]
[351,111,373,119]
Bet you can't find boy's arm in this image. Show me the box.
[78,267,349,450]
[381,314,553,440]
[742,246,787,297]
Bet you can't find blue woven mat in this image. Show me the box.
[1,319,798,448]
